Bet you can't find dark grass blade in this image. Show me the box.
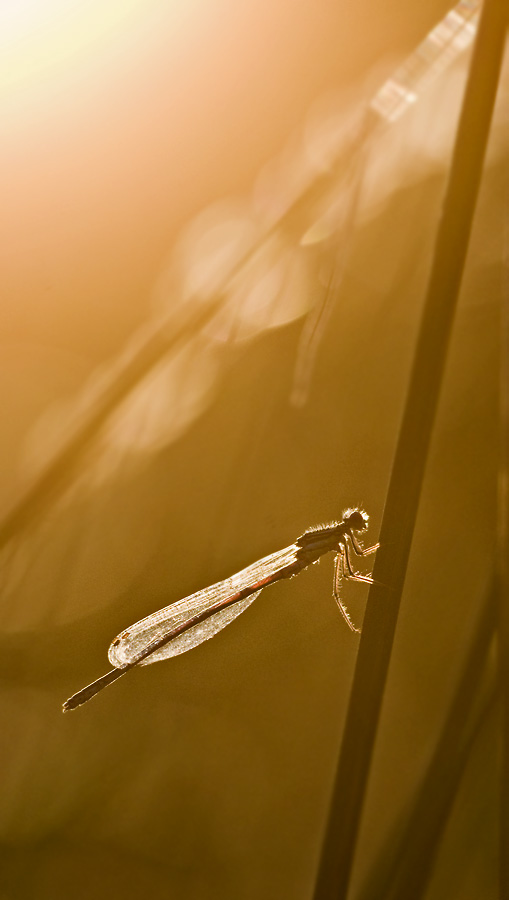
[356,580,497,900]
[360,687,500,900]
[312,2,508,897]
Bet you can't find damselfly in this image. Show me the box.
[63,508,377,711]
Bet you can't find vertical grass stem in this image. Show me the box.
[313,2,508,897]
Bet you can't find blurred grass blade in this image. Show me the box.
[393,679,499,900]
[356,580,496,900]
[0,302,221,552]
[0,4,485,557]
[290,137,369,408]
[0,141,367,555]
[497,126,509,897]
[313,2,508,897]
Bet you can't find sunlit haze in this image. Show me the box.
[0,0,182,92]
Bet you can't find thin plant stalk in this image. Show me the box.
[313,2,508,897]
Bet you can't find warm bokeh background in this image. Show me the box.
[0,2,506,898]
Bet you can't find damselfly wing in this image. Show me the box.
[108,543,300,667]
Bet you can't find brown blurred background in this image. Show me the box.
[0,2,506,898]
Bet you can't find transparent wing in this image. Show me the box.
[121,592,262,666]
[108,542,300,667]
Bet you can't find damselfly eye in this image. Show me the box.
[343,509,368,532]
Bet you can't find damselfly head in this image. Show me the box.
[342,508,369,532]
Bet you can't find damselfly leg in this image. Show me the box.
[332,533,378,632]
[333,546,361,633]
[349,532,380,557]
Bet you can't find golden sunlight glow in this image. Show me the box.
[0,0,174,92]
